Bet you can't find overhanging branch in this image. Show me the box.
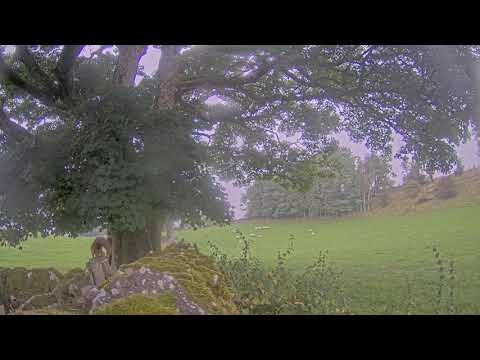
[0,55,58,108]
[179,59,278,91]
[0,106,34,145]
[55,45,85,95]
[113,45,148,86]
[15,46,60,96]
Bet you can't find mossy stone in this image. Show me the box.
[122,245,237,314]
[94,293,178,315]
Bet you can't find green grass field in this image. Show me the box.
[1,205,479,314]
[179,205,480,314]
[0,235,93,273]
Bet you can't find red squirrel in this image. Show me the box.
[90,236,113,266]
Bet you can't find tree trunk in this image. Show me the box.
[110,231,118,271]
[150,216,165,253]
[111,227,156,266]
[113,46,148,86]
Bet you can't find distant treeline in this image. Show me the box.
[242,147,393,219]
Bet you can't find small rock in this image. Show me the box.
[48,271,59,282]
[80,285,94,296]
[157,280,165,289]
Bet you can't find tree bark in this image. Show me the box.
[113,46,148,86]
[107,45,152,266]
[150,215,166,253]
[152,45,182,110]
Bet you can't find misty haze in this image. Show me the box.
[0,45,479,315]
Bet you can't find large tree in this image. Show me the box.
[0,45,478,265]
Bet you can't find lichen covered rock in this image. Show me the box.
[92,244,237,315]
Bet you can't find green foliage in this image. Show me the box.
[206,229,463,315]
[402,158,428,185]
[0,85,232,244]
[430,245,457,314]
[208,229,349,314]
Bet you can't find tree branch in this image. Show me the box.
[113,45,148,86]
[87,45,112,59]
[15,46,60,96]
[55,45,85,95]
[0,105,34,145]
[0,55,59,108]
[179,59,278,91]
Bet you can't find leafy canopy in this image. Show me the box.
[0,45,478,245]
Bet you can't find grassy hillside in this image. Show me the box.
[371,168,480,215]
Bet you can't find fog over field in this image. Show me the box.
[2,44,480,316]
